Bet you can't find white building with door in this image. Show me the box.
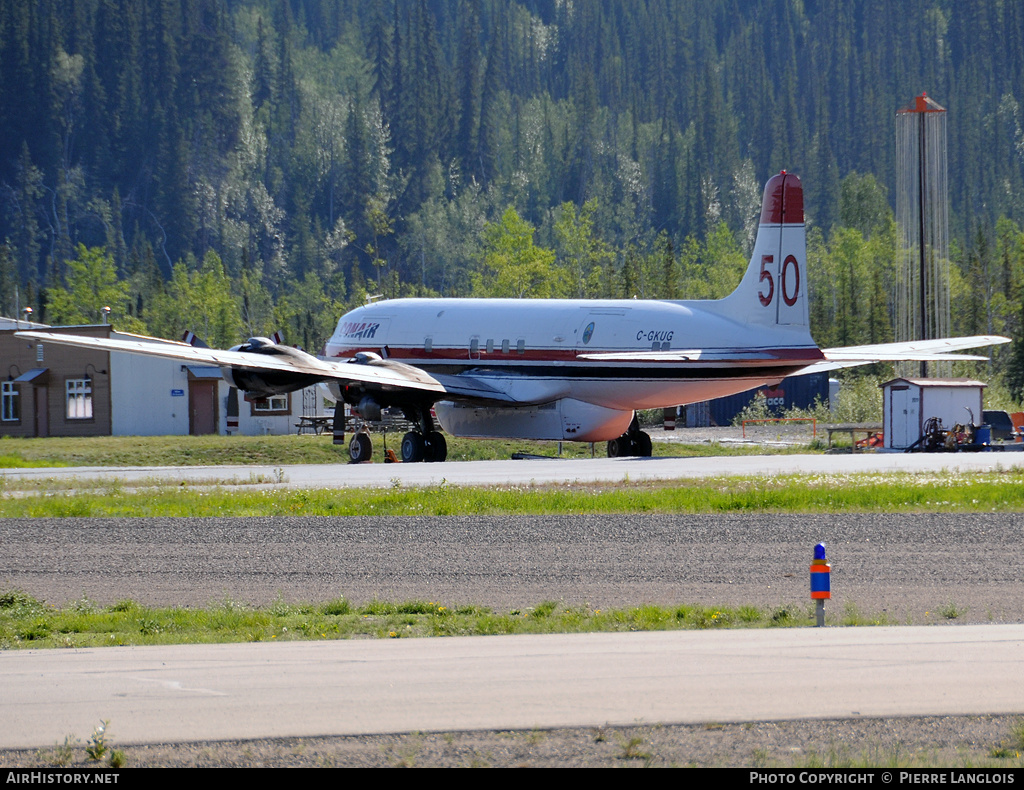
[2,320,325,438]
[882,378,985,450]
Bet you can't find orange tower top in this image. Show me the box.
[898,92,946,114]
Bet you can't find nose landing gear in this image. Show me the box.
[348,430,373,463]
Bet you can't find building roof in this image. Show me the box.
[881,378,987,388]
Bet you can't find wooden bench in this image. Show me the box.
[824,423,883,452]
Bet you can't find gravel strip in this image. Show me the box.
[3,715,1023,768]
[3,513,1023,622]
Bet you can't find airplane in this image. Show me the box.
[17,171,1010,463]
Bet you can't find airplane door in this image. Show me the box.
[576,309,630,351]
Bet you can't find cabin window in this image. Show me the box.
[1,382,19,422]
[486,339,494,354]
[517,339,526,355]
[501,339,510,354]
[424,337,433,354]
[470,338,479,354]
[65,379,93,420]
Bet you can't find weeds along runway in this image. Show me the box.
[2,513,1023,622]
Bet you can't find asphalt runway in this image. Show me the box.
[4,625,1024,749]
[3,513,1024,623]
[4,448,1024,489]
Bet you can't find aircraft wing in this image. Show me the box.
[805,335,1012,374]
[428,373,521,402]
[15,330,447,394]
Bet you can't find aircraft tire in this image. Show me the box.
[635,431,653,457]
[607,437,628,458]
[349,433,372,463]
[425,431,447,462]
[401,431,426,463]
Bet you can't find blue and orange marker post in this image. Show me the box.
[810,542,830,627]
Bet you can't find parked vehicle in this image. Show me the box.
[983,410,1016,442]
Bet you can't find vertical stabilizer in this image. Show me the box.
[718,171,810,329]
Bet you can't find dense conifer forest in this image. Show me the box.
[2,0,1024,393]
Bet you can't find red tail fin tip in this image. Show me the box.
[759,172,804,225]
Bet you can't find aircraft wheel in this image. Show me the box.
[425,431,447,462]
[401,431,426,463]
[635,431,653,457]
[349,433,372,463]
[607,437,629,457]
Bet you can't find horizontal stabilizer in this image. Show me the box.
[799,335,1011,374]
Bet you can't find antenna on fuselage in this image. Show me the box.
[366,294,384,304]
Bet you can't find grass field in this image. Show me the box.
[3,466,1024,517]
[0,589,867,650]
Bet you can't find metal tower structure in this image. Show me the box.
[895,92,951,377]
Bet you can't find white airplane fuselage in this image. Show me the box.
[323,297,821,442]
[325,296,823,406]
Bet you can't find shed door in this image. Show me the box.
[889,386,919,449]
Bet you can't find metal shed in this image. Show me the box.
[881,378,985,450]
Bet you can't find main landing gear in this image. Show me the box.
[607,415,653,458]
[398,429,447,463]
[343,405,448,463]
[398,405,447,463]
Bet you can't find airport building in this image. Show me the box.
[0,317,324,438]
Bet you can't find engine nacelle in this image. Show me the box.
[218,339,331,398]
[220,367,322,399]
[433,398,633,443]
[355,396,382,421]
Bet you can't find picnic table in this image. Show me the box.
[295,415,332,435]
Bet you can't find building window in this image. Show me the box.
[1,382,18,422]
[250,394,289,415]
[66,379,93,420]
